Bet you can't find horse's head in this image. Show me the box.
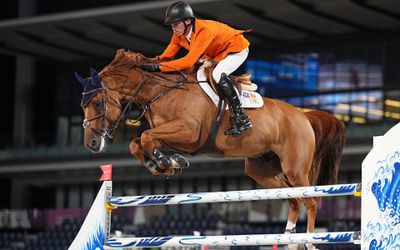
[76,49,179,153]
[75,68,123,153]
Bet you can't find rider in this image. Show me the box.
[140,1,252,136]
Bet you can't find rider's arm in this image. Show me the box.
[158,34,181,60]
[160,28,213,72]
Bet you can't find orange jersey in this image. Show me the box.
[159,19,250,73]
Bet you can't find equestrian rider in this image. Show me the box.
[140,1,252,136]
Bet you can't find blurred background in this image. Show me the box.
[0,0,399,249]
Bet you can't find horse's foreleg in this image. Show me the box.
[129,137,164,175]
[129,137,145,163]
[140,121,197,174]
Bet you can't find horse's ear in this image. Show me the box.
[74,71,86,87]
[90,67,101,86]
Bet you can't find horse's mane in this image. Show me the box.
[100,48,197,85]
[100,49,145,77]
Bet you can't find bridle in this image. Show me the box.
[82,66,192,140]
[82,81,132,139]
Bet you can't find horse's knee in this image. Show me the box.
[140,131,151,145]
[140,131,163,152]
[129,138,144,162]
[129,138,140,151]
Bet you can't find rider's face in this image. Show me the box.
[171,19,191,36]
[171,21,185,36]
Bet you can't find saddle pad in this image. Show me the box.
[197,64,264,108]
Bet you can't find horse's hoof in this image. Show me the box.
[170,154,190,168]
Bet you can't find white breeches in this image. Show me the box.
[211,47,249,83]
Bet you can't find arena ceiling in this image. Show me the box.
[0,0,399,62]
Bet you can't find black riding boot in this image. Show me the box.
[217,73,252,136]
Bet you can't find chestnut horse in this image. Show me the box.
[76,49,345,249]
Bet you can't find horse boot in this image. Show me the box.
[217,73,252,136]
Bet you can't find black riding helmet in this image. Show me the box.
[164,1,195,25]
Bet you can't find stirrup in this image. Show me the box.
[224,116,252,137]
[225,123,241,137]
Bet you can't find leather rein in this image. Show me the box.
[81,67,192,140]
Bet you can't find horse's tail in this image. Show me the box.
[305,110,346,185]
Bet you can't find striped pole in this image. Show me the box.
[106,231,360,248]
[108,183,361,207]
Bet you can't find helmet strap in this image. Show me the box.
[183,18,192,37]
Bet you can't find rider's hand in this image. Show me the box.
[141,63,161,72]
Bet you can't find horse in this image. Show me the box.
[75,49,346,250]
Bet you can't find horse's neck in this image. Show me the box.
[126,72,185,104]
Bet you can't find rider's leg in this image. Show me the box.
[217,73,252,136]
[212,47,249,83]
[212,48,252,136]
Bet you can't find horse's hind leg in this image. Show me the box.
[244,157,302,249]
[280,154,319,250]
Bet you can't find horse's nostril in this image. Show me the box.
[90,139,98,148]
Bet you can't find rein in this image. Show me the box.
[133,65,195,128]
[82,66,193,139]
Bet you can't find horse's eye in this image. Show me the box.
[93,101,103,111]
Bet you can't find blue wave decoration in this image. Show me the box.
[179,236,206,246]
[369,231,400,250]
[139,195,175,205]
[314,185,356,194]
[179,193,202,204]
[84,224,104,250]
[109,196,144,205]
[372,161,400,224]
[312,233,353,242]
[367,150,400,249]
[107,236,172,247]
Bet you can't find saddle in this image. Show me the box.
[200,60,258,94]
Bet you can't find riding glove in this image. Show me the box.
[141,63,161,72]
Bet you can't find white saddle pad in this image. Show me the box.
[196,64,264,108]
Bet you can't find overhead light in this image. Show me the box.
[351,106,367,113]
[352,117,366,123]
[334,114,350,122]
[368,109,383,116]
[385,99,400,107]
[384,111,400,120]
